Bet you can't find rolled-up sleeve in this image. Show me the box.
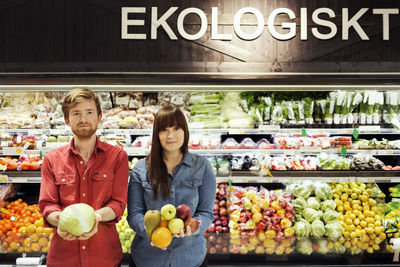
[105,150,129,222]
[39,156,62,228]
[193,158,216,235]
[127,160,147,238]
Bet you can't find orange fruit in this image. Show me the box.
[24,245,32,252]
[151,227,172,249]
[17,246,24,253]
[159,218,169,228]
[38,237,48,247]
[41,246,49,253]
[35,227,44,234]
[34,219,44,228]
[31,243,40,252]
[30,234,39,242]
[23,238,31,246]
[26,225,36,233]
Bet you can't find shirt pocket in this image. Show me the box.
[55,173,76,206]
[180,177,202,211]
[91,171,113,207]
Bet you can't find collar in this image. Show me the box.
[67,136,105,155]
[181,151,194,167]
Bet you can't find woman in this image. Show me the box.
[127,105,216,267]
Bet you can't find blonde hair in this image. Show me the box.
[62,88,102,119]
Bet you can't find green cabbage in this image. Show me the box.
[321,199,336,211]
[293,197,307,212]
[294,218,311,237]
[303,208,323,223]
[314,182,332,200]
[311,219,326,238]
[307,197,321,210]
[293,185,313,199]
[322,210,339,224]
[297,238,313,255]
[325,222,344,239]
[317,239,330,254]
[59,203,95,236]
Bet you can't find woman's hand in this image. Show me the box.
[173,219,202,238]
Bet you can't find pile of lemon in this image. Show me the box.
[331,182,386,254]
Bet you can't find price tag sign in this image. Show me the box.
[301,127,307,137]
[359,125,381,133]
[2,147,23,155]
[353,128,359,140]
[259,124,280,133]
[0,175,8,182]
[228,129,245,135]
[341,146,347,157]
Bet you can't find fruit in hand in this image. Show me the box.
[160,204,176,220]
[184,217,200,233]
[168,218,184,234]
[176,204,191,220]
[151,227,173,249]
[144,210,161,238]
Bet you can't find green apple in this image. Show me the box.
[119,232,126,241]
[168,218,184,234]
[124,240,131,248]
[125,228,134,236]
[122,246,128,253]
[160,204,176,220]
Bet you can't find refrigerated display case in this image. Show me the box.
[1,73,400,266]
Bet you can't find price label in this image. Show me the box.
[359,125,381,133]
[341,146,347,157]
[228,129,245,135]
[0,175,8,182]
[301,127,307,137]
[259,124,280,133]
[2,147,23,155]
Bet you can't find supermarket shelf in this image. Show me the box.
[3,170,400,183]
[1,126,400,136]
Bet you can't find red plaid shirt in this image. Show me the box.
[39,138,129,267]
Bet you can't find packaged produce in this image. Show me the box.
[239,138,257,149]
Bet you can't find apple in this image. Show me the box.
[125,228,134,235]
[221,220,228,227]
[214,220,221,226]
[213,203,219,210]
[207,234,217,243]
[222,226,229,233]
[119,232,126,240]
[160,204,176,220]
[207,223,215,233]
[168,218,184,234]
[219,200,226,207]
[124,240,131,248]
[209,246,217,254]
[215,225,222,233]
[184,217,200,233]
[219,207,227,216]
[176,204,191,220]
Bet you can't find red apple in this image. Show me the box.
[209,246,217,254]
[219,200,226,207]
[184,217,200,233]
[176,204,191,220]
[222,226,229,233]
[219,207,227,216]
[207,223,215,233]
[215,225,223,233]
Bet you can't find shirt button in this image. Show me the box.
[82,193,86,197]
[83,177,86,180]
[82,246,86,250]
[61,179,65,182]
[80,161,83,164]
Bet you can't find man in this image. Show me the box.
[39,88,129,267]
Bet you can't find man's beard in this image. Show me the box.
[71,124,97,139]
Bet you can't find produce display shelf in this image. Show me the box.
[10,148,398,157]
[1,127,400,136]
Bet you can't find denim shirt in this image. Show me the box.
[127,152,216,267]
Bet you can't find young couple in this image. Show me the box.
[39,88,216,267]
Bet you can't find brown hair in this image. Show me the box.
[62,88,102,119]
[146,105,189,200]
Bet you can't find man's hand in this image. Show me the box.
[77,212,102,240]
[57,227,78,241]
